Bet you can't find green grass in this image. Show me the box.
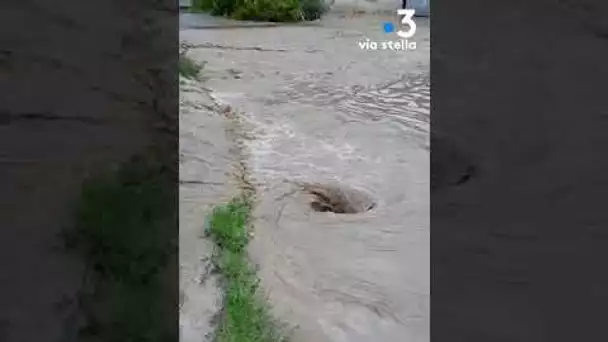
[63,151,176,342]
[207,198,288,342]
[190,0,328,22]
[179,54,204,80]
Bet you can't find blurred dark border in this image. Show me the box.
[432,0,608,340]
[0,1,178,341]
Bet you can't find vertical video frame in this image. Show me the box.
[179,1,430,341]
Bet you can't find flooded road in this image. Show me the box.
[181,13,429,342]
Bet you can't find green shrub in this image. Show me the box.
[232,0,301,22]
[213,0,239,16]
[191,0,237,16]
[191,0,328,22]
[190,0,215,12]
[299,0,328,21]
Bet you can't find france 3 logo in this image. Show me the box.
[383,9,417,39]
[358,9,418,51]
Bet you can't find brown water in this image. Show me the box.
[181,14,430,342]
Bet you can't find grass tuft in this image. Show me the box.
[63,151,176,342]
[207,198,289,342]
[179,54,205,80]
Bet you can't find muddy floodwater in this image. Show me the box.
[180,14,429,342]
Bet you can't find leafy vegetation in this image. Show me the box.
[191,0,328,22]
[206,198,289,342]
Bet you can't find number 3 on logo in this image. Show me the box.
[396,9,417,39]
